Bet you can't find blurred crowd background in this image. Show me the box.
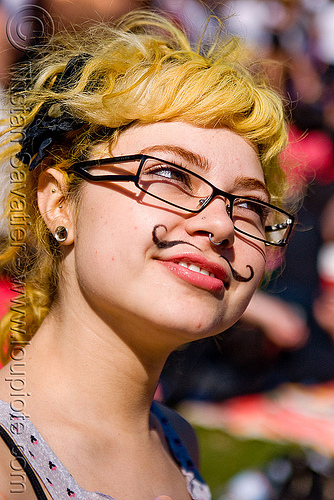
[1,1,334,498]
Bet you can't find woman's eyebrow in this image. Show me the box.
[233,176,270,199]
[139,145,210,171]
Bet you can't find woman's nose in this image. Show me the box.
[185,197,235,248]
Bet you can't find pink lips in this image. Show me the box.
[157,253,229,292]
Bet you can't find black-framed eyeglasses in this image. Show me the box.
[68,154,295,247]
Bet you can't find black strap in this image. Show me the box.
[0,423,49,499]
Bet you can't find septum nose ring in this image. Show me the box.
[208,233,223,246]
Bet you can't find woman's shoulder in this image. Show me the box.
[152,401,199,468]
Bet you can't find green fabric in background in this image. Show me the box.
[196,426,299,499]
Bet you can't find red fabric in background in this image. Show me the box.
[0,278,16,317]
[281,124,334,187]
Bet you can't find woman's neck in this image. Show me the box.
[26,313,167,431]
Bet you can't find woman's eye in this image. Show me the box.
[234,199,269,222]
[145,165,193,189]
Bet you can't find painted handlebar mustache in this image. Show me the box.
[152,224,254,283]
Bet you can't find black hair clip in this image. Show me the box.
[16,53,92,171]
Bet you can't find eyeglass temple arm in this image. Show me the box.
[68,170,137,182]
[67,154,144,182]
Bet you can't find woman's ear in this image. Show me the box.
[37,168,75,245]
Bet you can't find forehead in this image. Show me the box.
[93,122,265,184]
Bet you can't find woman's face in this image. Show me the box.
[70,122,267,346]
